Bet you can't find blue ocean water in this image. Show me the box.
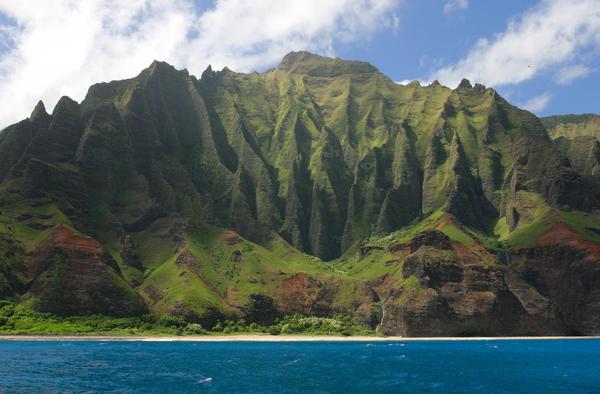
[0,339,599,393]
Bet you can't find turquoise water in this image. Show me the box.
[0,339,599,393]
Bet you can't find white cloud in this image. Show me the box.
[444,0,468,14]
[0,0,401,129]
[395,79,431,86]
[181,0,399,73]
[521,93,552,113]
[0,23,16,53]
[0,0,194,128]
[431,0,600,88]
[554,64,590,85]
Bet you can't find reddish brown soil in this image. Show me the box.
[452,243,479,263]
[25,224,147,316]
[51,224,102,251]
[537,223,600,259]
[435,215,453,230]
[279,273,315,299]
[276,272,319,313]
[26,225,105,279]
[142,284,165,304]
[224,229,240,245]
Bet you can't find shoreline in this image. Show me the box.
[1,334,599,342]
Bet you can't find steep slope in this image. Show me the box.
[0,51,599,335]
[341,208,600,336]
[541,114,600,177]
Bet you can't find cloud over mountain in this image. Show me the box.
[0,0,400,129]
[431,0,600,88]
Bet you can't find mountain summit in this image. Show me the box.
[277,50,379,76]
[0,52,599,336]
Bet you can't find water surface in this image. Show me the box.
[0,339,598,393]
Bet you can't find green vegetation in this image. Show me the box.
[556,210,600,243]
[0,301,177,335]
[541,114,600,139]
[0,301,373,337]
[0,52,598,335]
[541,114,600,176]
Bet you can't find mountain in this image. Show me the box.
[541,114,600,178]
[0,51,599,336]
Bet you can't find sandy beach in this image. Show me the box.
[1,335,599,342]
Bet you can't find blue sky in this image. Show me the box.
[335,0,600,116]
[0,0,598,128]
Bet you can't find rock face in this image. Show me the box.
[0,52,599,335]
[542,114,600,178]
[374,227,599,336]
[25,225,146,316]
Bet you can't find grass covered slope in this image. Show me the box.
[541,114,600,177]
[542,114,600,140]
[0,52,599,336]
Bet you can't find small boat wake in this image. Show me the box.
[198,377,213,384]
[283,359,300,366]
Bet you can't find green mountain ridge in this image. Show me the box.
[1,51,599,336]
[541,114,600,177]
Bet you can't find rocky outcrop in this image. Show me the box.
[24,225,146,316]
[378,243,547,336]
[276,272,337,316]
[388,230,452,253]
[374,224,600,336]
[275,272,374,318]
[511,223,600,334]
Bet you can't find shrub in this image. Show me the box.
[280,324,291,334]
[224,320,235,328]
[159,315,187,328]
[184,323,207,335]
[267,325,280,335]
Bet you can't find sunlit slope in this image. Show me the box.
[0,51,599,334]
[541,114,600,177]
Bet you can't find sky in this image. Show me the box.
[0,0,599,129]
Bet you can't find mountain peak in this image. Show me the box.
[30,100,48,120]
[277,51,378,77]
[143,60,184,78]
[279,51,324,66]
[457,78,473,89]
[52,96,79,115]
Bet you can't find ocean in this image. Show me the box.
[0,339,599,393]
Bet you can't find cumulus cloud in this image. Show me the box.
[395,79,431,86]
[431,0,600,88]
[521,93,552,113]
[0,0,194,128]
[554,64,591,85]
[0,0,400,129]
[444,0,468,14]
[181,0,399,73]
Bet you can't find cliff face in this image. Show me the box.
[542,114,600,178]
[25,225,147,316]
[371,227,599,336]
[0,52,599,335]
